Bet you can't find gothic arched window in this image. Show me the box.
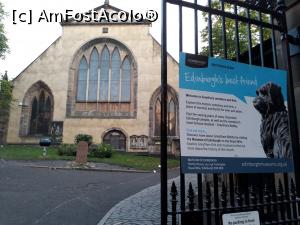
[110,48,121,102]
[168,99,176,136]
[19,81,54,137]
[30,97,38,134]
[37,91,46,134]
[154,99,161,136]
[121,57,131,102]
[76,46,132,103]
[69,38,137,118]
[99,46,110,101]
[88,48,99,101]
[29,90,53,135]
[77,57,88,101]
[151,87,178,138]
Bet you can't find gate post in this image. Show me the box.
[161,0,168,224]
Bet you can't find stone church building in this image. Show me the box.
[4,0,300,153]
[6,1,180,153]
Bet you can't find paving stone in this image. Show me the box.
[98,174,198,225]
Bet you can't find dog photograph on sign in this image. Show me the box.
[253,82,292,159]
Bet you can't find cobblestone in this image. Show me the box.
[98,174,197,225]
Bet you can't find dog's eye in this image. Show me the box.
[261,89,267,95]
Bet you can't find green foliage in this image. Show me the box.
[0,145,179,170]
[0,77,13,114]
[0,1,9,59]
[89,143,113,158]
[74,134,93,146]
[200,1,271,59]
[2,71,7,80]
[0,145,74,160]
[57,144,77,156]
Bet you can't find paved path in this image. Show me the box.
[98,174,196,225]
[99,183,162,225]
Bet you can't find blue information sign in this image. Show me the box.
[179,52,294,173]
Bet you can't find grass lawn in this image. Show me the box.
[0,145,179,171]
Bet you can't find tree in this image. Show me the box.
[0,1,9,59]
[2,70,8,80]
[0,73,12,113]
[0,71,11,145]
[200,0,271,59]
[0,1,11,115]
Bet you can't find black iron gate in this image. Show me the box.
[160,0,300,224]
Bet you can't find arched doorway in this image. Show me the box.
[103,129,127,151]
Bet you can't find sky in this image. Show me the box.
[0,0,207,79]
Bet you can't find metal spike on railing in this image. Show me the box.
[263,184,271,208]
[291,178,296,200]
[170,181,178,200]
[290,178,298,221]
[249,185,257,205]
[170,181,178,225]
[271,183,279,221]
[206,182,212,208]
[264,184,271,203]
[277,179,284,201]
[188,182,195,211]
[221,182,228,208]
[264,183,272,222]
[206,181,212,225]
[277,179,286,221]
[271,182,279,222]
[236,185,243,207]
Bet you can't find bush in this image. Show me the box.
[89,143,113,158]
[74,134,93,146]
[57,144,77,156]
[88,144,98,157]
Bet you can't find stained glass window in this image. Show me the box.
[168,99,176,136]
[77,46,132,103]
[99,46,110,101]
[30,97,38,134]
[121,57,131,101]
[88,48,99,101]
[154,99,161,136]
[77,57,88,101]
[110,48,121,102]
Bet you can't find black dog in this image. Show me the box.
[253,82,292,159]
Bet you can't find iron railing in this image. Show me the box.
[160,0,300,224]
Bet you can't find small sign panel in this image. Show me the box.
[222,211,260,225]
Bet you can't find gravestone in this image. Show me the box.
[76,141,88,164]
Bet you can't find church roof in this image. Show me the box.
[61,0,152,26]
